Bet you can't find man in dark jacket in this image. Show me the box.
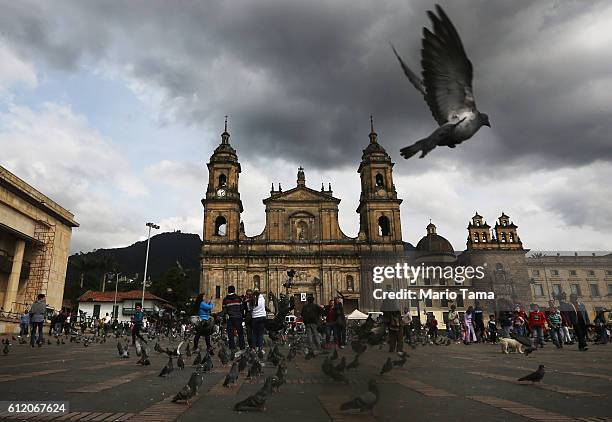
[301,296,322,350]
[221,285,245,350]
[29,294,46,347]
[561,293,590,351]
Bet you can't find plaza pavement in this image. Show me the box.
[0,335,610,422]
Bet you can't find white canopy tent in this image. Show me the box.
[346,309,369,320]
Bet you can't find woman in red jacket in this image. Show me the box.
[528,304,546,348]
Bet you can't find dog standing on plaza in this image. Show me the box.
[500,337,524,354]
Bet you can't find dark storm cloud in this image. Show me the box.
[1,0,611,173]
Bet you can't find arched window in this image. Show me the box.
[481,232,487,242]
[473,232,479,242]
[375,173,384,188]
[214,216,227,236]
[501,232,506,242]
[253,275,261,290]
[218,173,227,187]
[509,233,514,242]
[346,275,354,292]
[378,216,391,236]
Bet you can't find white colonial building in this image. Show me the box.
[77,290,168,323]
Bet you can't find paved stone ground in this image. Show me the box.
[0,335,610,422]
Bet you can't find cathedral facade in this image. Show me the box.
[200,122,611,322]
[201,123,405,314]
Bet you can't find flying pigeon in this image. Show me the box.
[518,365,545,382]
[340,380,379,414]
[392,352,408,367]
[392,4,490,159]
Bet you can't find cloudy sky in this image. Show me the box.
[1,0,611,253]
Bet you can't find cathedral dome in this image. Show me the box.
[416,223,454,254]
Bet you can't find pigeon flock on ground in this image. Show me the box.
[1,294,548,416]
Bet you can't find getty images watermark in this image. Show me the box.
[371,263,495,300]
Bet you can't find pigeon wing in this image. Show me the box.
[421,5,475,125]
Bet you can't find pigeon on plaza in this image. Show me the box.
[154,342,164,354]
[192,351,202,366]
[247,359,264,379]
[524,346,537,356]
[137,345,151,366]
[304,347,316,360]
[346,354,360,370]
[272,360,288,391]
[330,349,339,361]
[340,380,379,414]
[56,338,60,345]
[322,357,348,383]
[518,365,545,382]
[350,340,367,355]
[177,354,185,370]
[219,346,231,366]
[120,343,130,359]
[380,357,394,375]
[392,352,408,367]
[158,357,174,377]
[238,353,249,373]
[173,366,204,404]
[286,344,297,361]
[172,384,195,404]
[392,4,490,159]
[510,333,533,348]
[335,357,347,373]
[202,352,214,373]
[233,376,274,412]
[223,362,239,387]
[2,339,10,355]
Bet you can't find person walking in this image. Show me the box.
[464,307,477,344]
[19,309,29,338]
[562,293,590,351]
[29,294,46,347]
[547,306,563,348]
[387,310,404,352]
[244,289,254,349]
[193,293,214,353]
[447,305,461,342]
[402,308,413,343]
[301,296,322,350]
[333,298,346,348]
[488,314,498,343]
[500,310,512,338]
[528,304,546,348]
[250,289,267,352]
[221,285,246,351]
[473,302,485,342]
[132,304,144,345]
[324,300,338,348]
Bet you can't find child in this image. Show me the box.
[528,304,546,348]
[488,314,498,343]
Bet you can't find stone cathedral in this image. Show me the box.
[200,121,612,320]
[201,122,406,313]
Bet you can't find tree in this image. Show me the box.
[150,267,192,312]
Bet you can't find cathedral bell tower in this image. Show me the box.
[356,117,403,247]
[201,117,243,243]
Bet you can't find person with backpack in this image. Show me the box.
[193,293,214,353]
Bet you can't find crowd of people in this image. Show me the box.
[190,286,348,356]
[394,293,610,351]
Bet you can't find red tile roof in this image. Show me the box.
[77,290,167,303]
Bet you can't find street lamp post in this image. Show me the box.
[112,272,121,321]
[141,222,160,311]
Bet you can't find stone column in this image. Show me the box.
[3,239,26,313]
